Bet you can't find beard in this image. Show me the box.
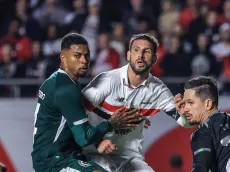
[188,120,200,125]
[78,73,87,77]
[129,58,153,75]
[76,67,89,77]
[77,71,88,77]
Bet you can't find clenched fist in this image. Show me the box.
[97,140,117,154]
[174,93,185,115]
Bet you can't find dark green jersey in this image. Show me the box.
[32,69,112,172]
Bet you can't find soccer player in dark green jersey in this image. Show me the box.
[31,33,142,172]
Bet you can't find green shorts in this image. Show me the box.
[52,158,108,172]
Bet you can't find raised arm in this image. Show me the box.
[156,85,191,127]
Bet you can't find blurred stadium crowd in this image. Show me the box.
[0,0,230,96]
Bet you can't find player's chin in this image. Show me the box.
[136,65,146,70]
[188,120,199,125]
[78,72,87,77]
[134,67,147,74]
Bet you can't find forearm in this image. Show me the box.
[71,121,112,147]
[165,109,192,128]
[192,150,213,172]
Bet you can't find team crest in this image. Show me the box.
[78,160,91,167]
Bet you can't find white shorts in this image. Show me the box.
[85,153,155,172]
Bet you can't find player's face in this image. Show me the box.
[183,89,207,125]
[63,44,90,77]
[127,40,157,75]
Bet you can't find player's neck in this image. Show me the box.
[60,66,78,81]
[200,107,218,123]
[127,65,149,87]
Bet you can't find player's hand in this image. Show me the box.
[174,93,185,115]
[144,119,151,129]
[109,106,143,129]
[97,140,117,154]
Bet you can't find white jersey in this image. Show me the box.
[82,64,175,158]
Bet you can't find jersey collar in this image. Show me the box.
[57,68,77,84]
[120,64,151,88]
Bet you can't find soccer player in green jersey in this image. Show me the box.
[31,33,142,172]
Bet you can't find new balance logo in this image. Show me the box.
[116,97,125,102]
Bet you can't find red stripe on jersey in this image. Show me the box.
[140,109,160,117]
[82,96,95,111]
[100,101,122,112]
[100,101,160,117]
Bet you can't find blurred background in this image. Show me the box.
[0,0,230,171]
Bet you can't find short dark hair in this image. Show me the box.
[184,76,219,106]
[61,33,88,50]
[129,33,159,54]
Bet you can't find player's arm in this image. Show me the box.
[55,83,112,147]
[191,128,215,172]
[165,108,191,127]
[81,72,114,120]
[156,85,191,127]
[55,84,141,147]
[82,72,113,111]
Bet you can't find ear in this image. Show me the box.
[60,53,65,62]
[205,99,213,110]
[127,51,131,61]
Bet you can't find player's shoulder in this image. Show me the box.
[107,66,122,76]
[40,71,58,91]
[42,70,79,94]
[193,111,226,137]
[56,69,77,84]
[148,75,164,85]
[38,72,58,102]
[148,75,170,92]
[191,123,212,143]
[209,111,229,121]
[93,67,122,82]
[56,70,80,93]
[191,113,218,139]
[208,111,230,129]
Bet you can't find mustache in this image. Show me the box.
[136,59,147,64]
[185,113,192,116]
[79,65,88,69]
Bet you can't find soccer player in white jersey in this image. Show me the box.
[82,33,190,172]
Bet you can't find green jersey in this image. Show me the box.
[31,68,111,172]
